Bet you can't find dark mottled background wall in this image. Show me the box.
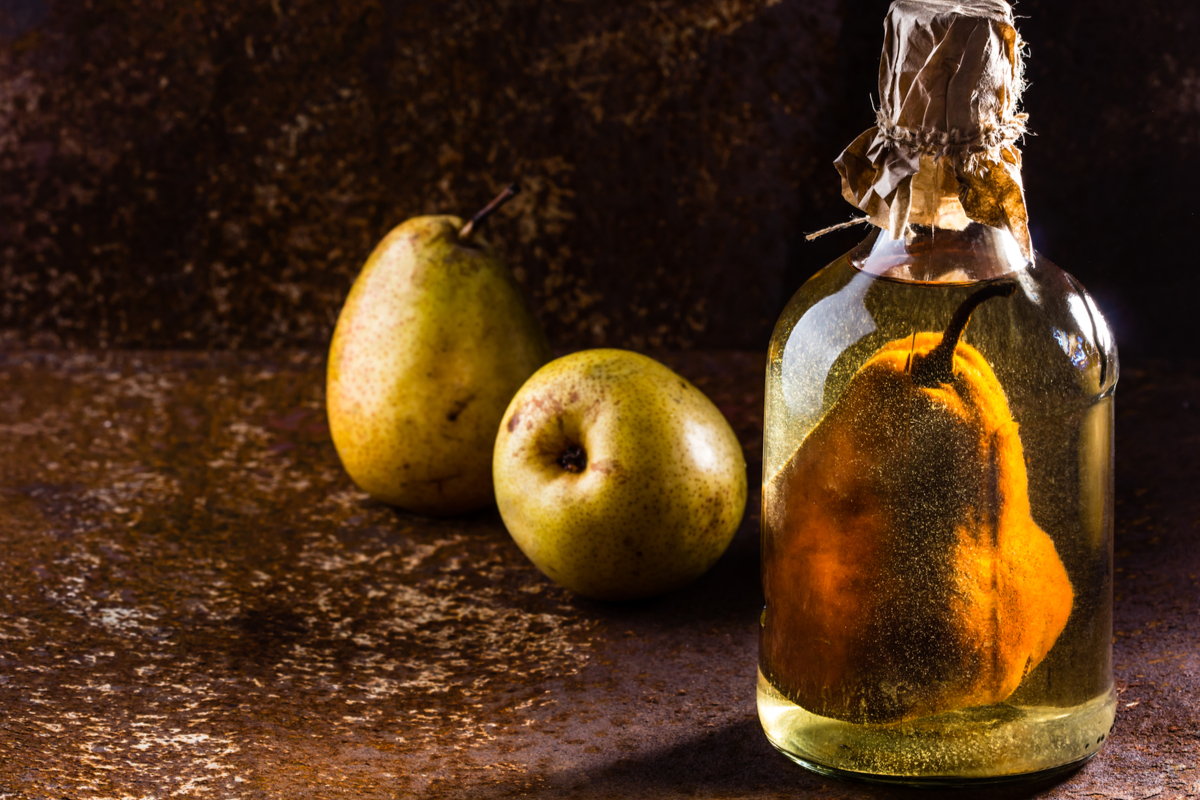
[1,0,1197,357]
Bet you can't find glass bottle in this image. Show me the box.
[757,1,1118,786]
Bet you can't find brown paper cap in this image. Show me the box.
[834,0,1032,259]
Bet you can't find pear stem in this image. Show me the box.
[911,279,1018,387]
[459,183,520,239]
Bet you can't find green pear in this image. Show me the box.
[327,189,551,516]
[493,349,748,600]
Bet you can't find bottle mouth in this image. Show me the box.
[849,223,1030,285]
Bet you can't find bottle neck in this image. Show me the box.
[850,223,1030,284]
[850,157,1031,284]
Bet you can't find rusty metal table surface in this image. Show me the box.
[0,349,1195,799]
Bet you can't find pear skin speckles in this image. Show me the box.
[326,215,551,516]
[492,349,747,601]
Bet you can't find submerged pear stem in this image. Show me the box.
[911,279,1018,387]
[459,183,521,239]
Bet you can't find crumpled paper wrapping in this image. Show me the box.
[835,0,1032,259]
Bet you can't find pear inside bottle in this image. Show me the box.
[758,214,1118,781]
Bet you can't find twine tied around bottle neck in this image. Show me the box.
[874,108,1029,161]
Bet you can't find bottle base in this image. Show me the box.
[758,670,1116,787]
[768,744,1100,789]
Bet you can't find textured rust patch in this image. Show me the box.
[0,0,844,352]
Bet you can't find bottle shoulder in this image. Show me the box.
[770,242,1119,410]
[1025,252,1119,396]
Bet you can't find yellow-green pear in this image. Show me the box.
[493,349,748,600]
[327,186,551,516]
